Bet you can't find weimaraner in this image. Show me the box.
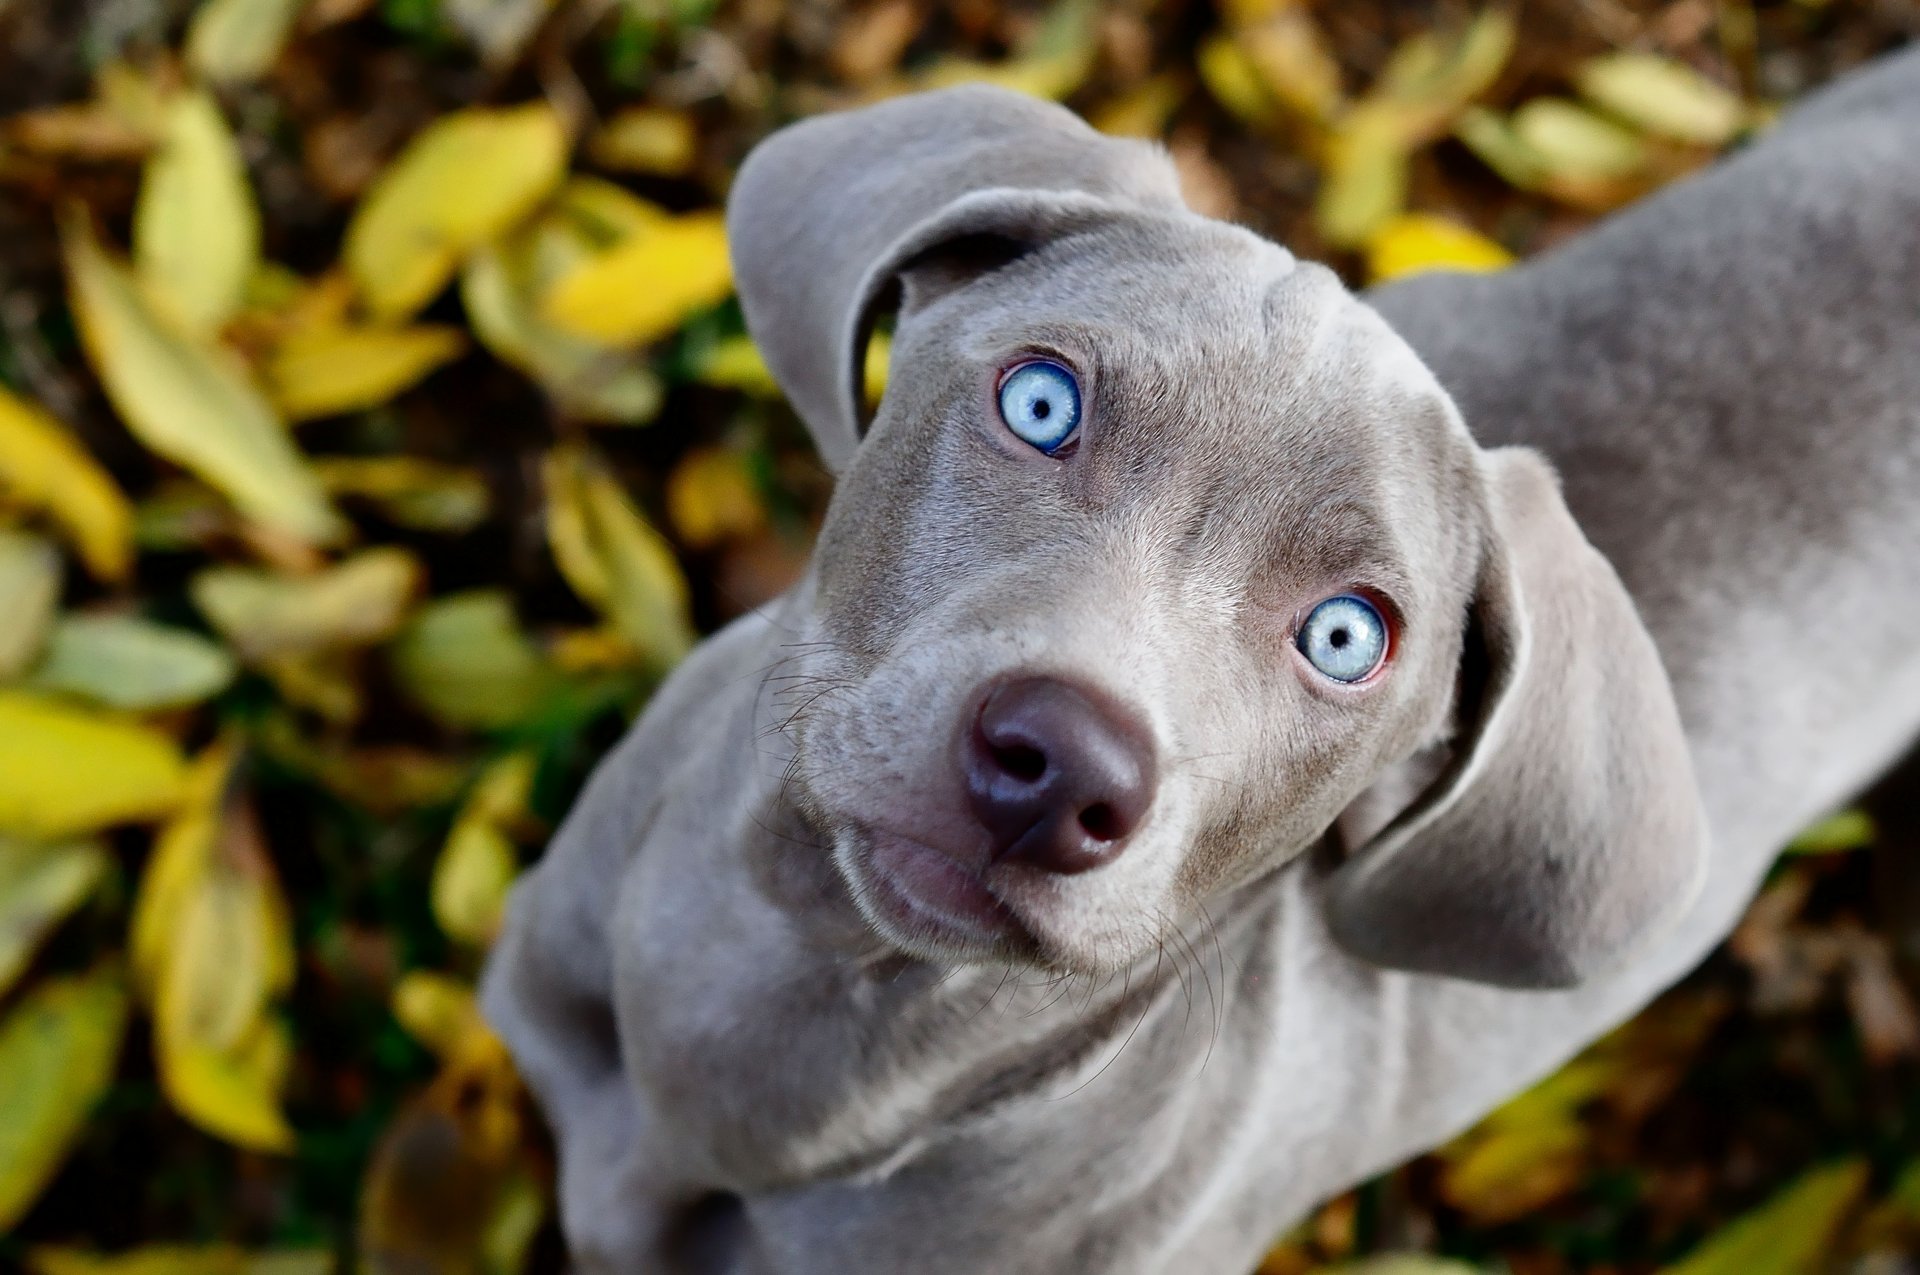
[482,44,1920,1273]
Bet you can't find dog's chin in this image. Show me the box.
[835,828,1050,967]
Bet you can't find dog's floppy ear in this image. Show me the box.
[726,85,1184,471]
[1328,448,1709,989]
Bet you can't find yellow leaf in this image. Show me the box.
[587,106,697,175]
[131,744,297,1152]
[133,90,260,335]
[1197,34,1276,128]
[1576,52,1748,147]
[913,0,1098,102]
[552,175,671,245]
[345,103,569,322]
[1237,7,1343,126]
[392,970,481,1057]
[387,591,557,732]
[433,816,517,946]
[31,1245,331,1275]
[186,0,309,84]
[62,215,344,546]
[1365,213,1514,284]
[28,614,237,711]
[161,1016,296,1153]
[694,332,890,404]
[1439,1115,1587,1223]
[266,323,466,422]
[1092,74,1188,139]
[0,385,134,581]
[541,211,732,346]
[667,447,766,550]
[1659,1160,1869,1275]
[1374,10,1516,144]
[0,837,110,997]
[192,547,422,661]
[1452,105,1549,190]
[315,456,490,533]
[543,445,694,667]
[0,692,186,838]
[1316,104,1411,248]
[0,531,62,679]
[1510,97,1650,181]
[462,227,663,424]
[0,965,130,1231]
[464,750,537,827]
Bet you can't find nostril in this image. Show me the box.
[993,742,1047,782]
[1078,802,1118,841]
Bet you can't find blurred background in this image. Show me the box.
[0,0,1916,1272]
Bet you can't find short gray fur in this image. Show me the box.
[482,46,1920,1273]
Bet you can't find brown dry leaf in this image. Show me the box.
[0,531,62,678]
[1841,930,1920,1064]
[1092,74,1188,139]
[344,103,569,322]
[265,323,467,422]
[0,964,130,1231]
[191,547,422,661]
[133,89,261,335]
[443,0,556,66]
[832,0,921,83]
[0,385,135,582]
[0,691,188,839]
[62,214,345,547]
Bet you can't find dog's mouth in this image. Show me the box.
[838,828,1042,963]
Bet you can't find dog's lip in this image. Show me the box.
[854,829,1031,953]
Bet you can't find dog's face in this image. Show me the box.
[788,221,1479,972]
[730,86,1709,988]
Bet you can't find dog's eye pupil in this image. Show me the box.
[1297,595,1387,683]
[997,360,1081,455]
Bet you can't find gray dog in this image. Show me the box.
[483,45,1920,1274]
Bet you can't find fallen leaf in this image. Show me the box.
[266,323,467,422]
[27,614,236,711]
[1576,52,1748,146]
[0,837,110,997]
[1373,10,1516,143]
[192,547,422,661]
[315,457,491,533]
[587,106,697,175]
[31,1245,331,1275]
[0,965,130,1231]
[392,970,481,1058]
[443,0,555,65]
[1511,98,1650,182]
[345,103,569,322]
[913,0,1099,101]
[544,445,694,668]
[1366,213,1514,284]
[1237,6,1343,126]
[694,332,890,404]
[540,211,732,347]
[1785,808,1875,855]
[0,384,135,581]
[1092,74,1188,139]
[0,691,187,839]
[667,447,766,549]
[387,591,557,732]
[62,214,344,547]
[1316,104,1411,248]
[130,743,298,1152]
[0,531,62,678]
[1452,105,1549,190]
[1657,1159,1868,1275]
[1198,34,1277,128]
[185,0,309,83]
[133,90,261,335]
[432,817,517,947]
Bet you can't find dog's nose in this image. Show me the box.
[962,677,1157,874]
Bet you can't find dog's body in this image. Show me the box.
[484,48,1920,1274]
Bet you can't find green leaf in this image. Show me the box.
[27,614,237,711]
[0,530,63,680]
[388,591,558,731]
[1659,1160,1869,1275]
[1576,53,1748,147]
[0,837,110,997]
[1784,808,1875,856]
[0,965,131,1231]
[192,548,422,662]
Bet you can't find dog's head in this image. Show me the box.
[730,87,1706,989]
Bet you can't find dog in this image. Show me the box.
[482,44,1920,1273]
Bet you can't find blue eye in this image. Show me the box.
[997,360,1081,454]
[1297,594,1388,683]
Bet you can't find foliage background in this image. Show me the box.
[0,0,1917,1272]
